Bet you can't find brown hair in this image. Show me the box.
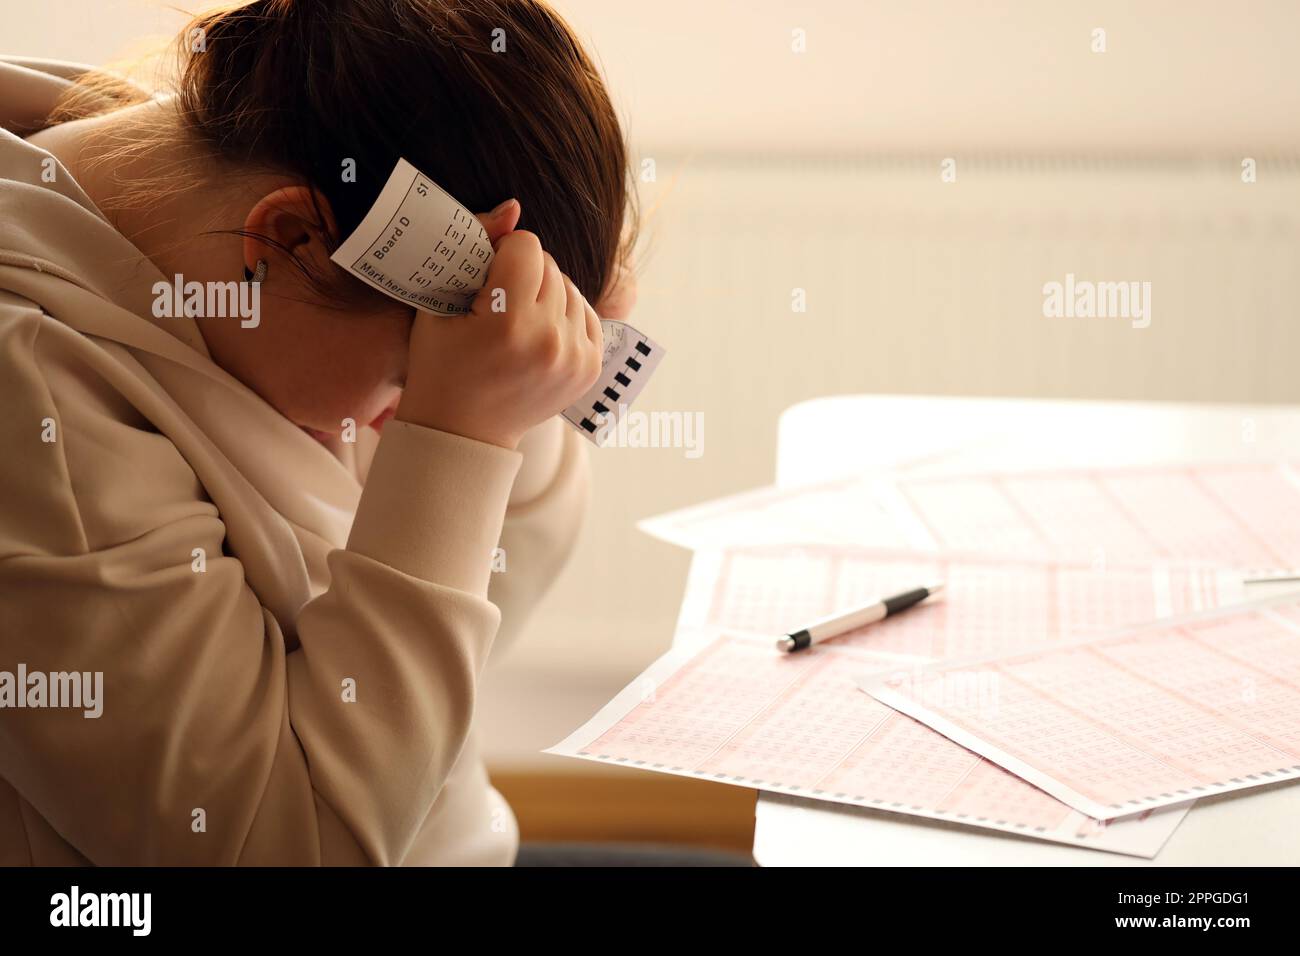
[57,0,635,306]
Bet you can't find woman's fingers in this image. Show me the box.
[564,280,603,389]
[473,230,600,394]
[537,251,566,312]
[583,296,601,346]
[473,199,521,247]
[564,274,602,343]
[562,274,585,325]
[483,230,545,306]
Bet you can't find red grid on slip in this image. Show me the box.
[549,634,1184,856]
[865,597,1300,820]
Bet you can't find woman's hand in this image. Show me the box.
[395,201,603,450]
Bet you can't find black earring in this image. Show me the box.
[243,259,268,283]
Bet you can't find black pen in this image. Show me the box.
[776,582,945,653]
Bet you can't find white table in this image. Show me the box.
[752,394,1300,866]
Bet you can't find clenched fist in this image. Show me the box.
[395,200,603,449]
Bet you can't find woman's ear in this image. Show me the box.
[241,186,339,283]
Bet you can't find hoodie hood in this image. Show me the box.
[0,55,366,636]
[0,55,210,353]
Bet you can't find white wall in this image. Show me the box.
[10,1,1298,153]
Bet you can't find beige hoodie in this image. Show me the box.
[0,56,589,865]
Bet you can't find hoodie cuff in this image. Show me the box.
[346,420,523,595]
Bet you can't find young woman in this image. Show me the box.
[0,0,637,865]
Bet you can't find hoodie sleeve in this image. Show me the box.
[485,416,591,660]
[0,298,524,865]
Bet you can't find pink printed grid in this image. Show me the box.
[897,464,1300,567]
[700,546,1229,659]
[583,636,1095,833]
[878,604,1300,813]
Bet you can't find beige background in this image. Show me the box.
[9,1,1300,769]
